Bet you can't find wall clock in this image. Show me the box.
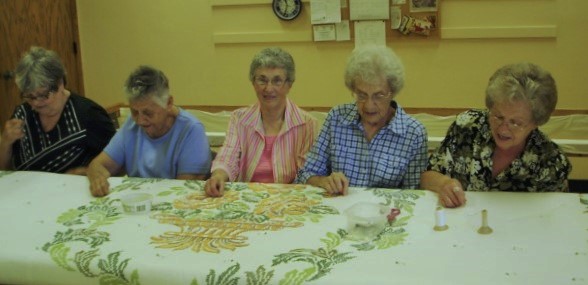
[272,0,303,21]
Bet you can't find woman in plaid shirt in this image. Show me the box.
[295,46,428,195]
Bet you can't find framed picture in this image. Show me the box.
[410,0,438,12]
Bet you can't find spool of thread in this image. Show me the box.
[433,206,449,231]
[477,209,493,234]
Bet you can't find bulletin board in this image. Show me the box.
[312,0,441,42]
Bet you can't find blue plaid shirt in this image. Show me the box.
[295,102,428,189]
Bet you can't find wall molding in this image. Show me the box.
[213,31,311,44]
[212,25,557,44]
[211,0,309,7]
[441,25,557,39]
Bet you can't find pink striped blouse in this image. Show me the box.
[211,98,317,183]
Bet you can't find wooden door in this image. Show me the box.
[0,0,83,128]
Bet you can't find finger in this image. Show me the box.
[449,186,466,207]
[323,178,336,195]
[217,181,225,197]
[342,175,349,195]
[443,195,455,208]
[204,181,216,196]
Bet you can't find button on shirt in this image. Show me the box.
[295,102,428,189]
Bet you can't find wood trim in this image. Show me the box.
[107,104,588,117]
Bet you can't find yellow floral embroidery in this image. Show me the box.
[152,185,328,254]
[254,194,320,219]
[173,191,239,210]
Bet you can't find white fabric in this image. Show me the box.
[0,171,587,285]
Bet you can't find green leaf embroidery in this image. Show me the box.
[48,243,75,271]
[74,249,99,277]
[320,232,341,251]
[245,265,274,285]
[206,263,240,285]
[97,252,131,283]
[278,267,316,285]
[308,205,339,215]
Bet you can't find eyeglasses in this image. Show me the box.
[353,92,392,103]
[21,88,56,102]
[254,76,287,88]
[488,111,529,132]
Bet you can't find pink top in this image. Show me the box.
[250,136,276,183]
[211,98,317,183]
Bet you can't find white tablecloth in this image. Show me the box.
[0,171,586,284]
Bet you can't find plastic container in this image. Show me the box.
[344,202,389,241]
[120,192,153,214]
[580,194,588,205]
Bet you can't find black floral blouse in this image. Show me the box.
[427,109,571,192]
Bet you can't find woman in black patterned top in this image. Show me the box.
[0,46,115,174]
[421,62,571,208]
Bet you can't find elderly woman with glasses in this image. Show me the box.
[0,46,115,174]
[204,47,317,197]
[88,66,212,197]
[421,62,571,208]
[294,45,428,195]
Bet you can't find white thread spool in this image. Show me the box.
[433,206,449,231]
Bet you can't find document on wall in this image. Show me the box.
[354,20,386,47]
[313,24,337,41]
[349,0,389,20]
[336,20,351,41]
[311,0,342,24]
[390,6,402,29]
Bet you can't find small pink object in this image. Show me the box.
[387,208,401,223]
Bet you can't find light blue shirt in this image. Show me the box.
[105,109,211,178]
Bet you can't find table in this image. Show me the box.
[0,171,587,284]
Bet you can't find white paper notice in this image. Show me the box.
[349,0,389,20]
[313,24,337,41]
[354,20,386,47]
[390,6,402,29]
[311,0,342,24]
[336,20,351,41]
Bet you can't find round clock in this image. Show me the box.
[272,0,303,21]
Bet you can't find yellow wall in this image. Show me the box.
[77,0,588,111]
[77,0,587,179]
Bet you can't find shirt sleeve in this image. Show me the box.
[426,120,461,175]
[84,101,116,159]
[177,121,212,176]
[295,117,318,171]
[103,117,130,167]
[402,125,428,189]
[294,112,333,184]
[211,111,243,181]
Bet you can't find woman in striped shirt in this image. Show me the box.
[204,47,317,197]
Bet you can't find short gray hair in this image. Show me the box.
[14,46,66,94]
[124,66,169,107]
[485,62,557,126]
[249,47,295,83]
[344,45,405,96]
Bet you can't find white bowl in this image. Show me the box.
[120,192,153,214]
[580,194,588,205]
[344,202,389,241]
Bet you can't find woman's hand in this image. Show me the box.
[205,170,229,197]
[308,172,349,196]
[2,119,25,144]
[87,164,111,197]
[438,178,466,208]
